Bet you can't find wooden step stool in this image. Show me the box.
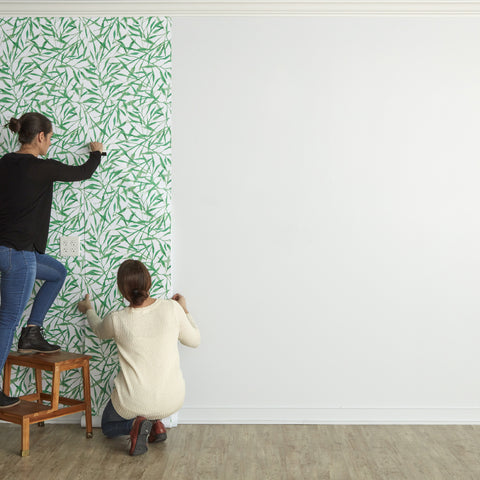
[0,351,93,456]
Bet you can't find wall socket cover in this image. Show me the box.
[60,236,80,257]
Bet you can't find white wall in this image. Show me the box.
[172,16,480,423]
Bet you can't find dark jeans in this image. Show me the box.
[101,399,135,437]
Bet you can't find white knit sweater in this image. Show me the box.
[86,298,200,420]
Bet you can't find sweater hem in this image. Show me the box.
[111,392,182,421]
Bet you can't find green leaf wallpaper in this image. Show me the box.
[0,17,172,418]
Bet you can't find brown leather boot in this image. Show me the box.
[129,417,152,456]
[148,420,167,443]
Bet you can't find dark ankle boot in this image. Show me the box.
[17,326,61,354]
[0,391,20,408]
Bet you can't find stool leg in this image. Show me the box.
[35,368,43,404]
[51,366,60,411]
[21,417,30,456]
[34,367,45,426]
[82,361,93,438]
[2,359,12,395]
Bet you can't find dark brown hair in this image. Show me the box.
[117,259,152,307]
[5,112,52,144]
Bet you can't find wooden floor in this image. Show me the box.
[1,423,480,479]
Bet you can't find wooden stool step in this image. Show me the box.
[0,399,51,417]
[0,351,93,456]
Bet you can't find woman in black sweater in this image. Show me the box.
[0,112,103,407]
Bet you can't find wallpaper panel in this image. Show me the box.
[0,17,172,418]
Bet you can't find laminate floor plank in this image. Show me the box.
[1,423,480,480]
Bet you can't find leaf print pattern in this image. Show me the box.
[0,17,171,417]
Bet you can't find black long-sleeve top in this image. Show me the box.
[0,151,101,254]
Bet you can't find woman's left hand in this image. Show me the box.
[78,294,93,313]
[89,141,104,152]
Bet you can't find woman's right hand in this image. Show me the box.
[78,294,93,314]
[172,293,189,314]
[89,141,103,152]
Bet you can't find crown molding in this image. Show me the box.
[0,1,480,17]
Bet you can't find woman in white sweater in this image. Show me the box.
[77,259,200,456]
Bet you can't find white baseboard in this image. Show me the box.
[177,407,480,425]
[5,408,480,426]
[81,414,101,428]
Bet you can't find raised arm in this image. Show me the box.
[172,294,201,348]
[46,142,104,182]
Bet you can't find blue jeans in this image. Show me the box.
[0,246,67,372]
[101,399,135,437]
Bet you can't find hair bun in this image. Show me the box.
[130,288,148,306]
[7,117,20,133]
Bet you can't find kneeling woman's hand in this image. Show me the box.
[78,294,93,314]
[172,293,189,314]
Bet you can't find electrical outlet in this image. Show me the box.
[60,236,80,257]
